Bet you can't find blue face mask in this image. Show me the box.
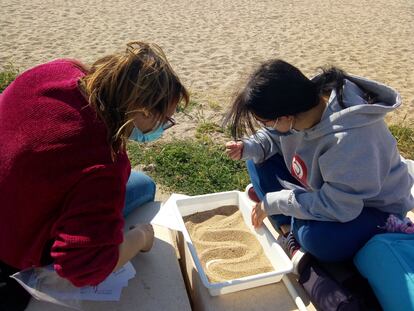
[129,125,164,143]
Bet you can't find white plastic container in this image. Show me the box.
[175,191,293,296]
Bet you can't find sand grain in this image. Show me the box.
[1,0,413,139]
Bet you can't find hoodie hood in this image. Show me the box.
[241,74,413,223]
[304,75,401,139]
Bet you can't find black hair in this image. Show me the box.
[224,59,347,139]
[313,66,347,108]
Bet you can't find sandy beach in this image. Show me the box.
[1,0,413,139]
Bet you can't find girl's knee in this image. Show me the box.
[292,221,356,262]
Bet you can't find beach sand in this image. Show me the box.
[184,205,274,283]
[1,0,413,140]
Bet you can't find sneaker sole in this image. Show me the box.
[291,251,312,275]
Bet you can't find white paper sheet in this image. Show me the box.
[150,193,189,230]
[12,261,136,304]
[77,261,136,301]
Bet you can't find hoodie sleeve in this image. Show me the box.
[241,129,282,164]
[263,124,395,222]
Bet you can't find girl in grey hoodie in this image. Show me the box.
[225,59,413,274]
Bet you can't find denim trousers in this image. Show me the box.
[123,170,156,217]
[246,154,389,262]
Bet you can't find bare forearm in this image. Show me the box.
[113,228,146,271]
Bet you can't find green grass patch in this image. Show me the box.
[207,99,222,111]
[194,122,233,143]
[177,99,199,113]
[389,124,414,159]
[196,121,222,134]
[0,65,18,93]
[195,121,224,143]
[127,140,250,195]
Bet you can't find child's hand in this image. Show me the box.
[225,141,244,160]
[251,201,267,228]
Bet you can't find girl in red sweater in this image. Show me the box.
[0,41,189,310]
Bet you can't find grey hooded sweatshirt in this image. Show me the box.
[242,75,414,222]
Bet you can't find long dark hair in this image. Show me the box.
[224,59,347,139]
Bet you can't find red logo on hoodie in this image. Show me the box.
[291,155,309,188]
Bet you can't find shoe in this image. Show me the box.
[244,184,260,203]
[281,232,311,275]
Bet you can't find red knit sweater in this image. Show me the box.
[0,59,130,286]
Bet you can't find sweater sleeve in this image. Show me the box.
[50,165,126,287]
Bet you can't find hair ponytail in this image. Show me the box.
[313,67,347,108]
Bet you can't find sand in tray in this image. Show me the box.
[183,205,274,283]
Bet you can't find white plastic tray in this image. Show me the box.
[175,191,293,296]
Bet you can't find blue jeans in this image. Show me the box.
[247,154,389,262]
[123,170,156,217]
